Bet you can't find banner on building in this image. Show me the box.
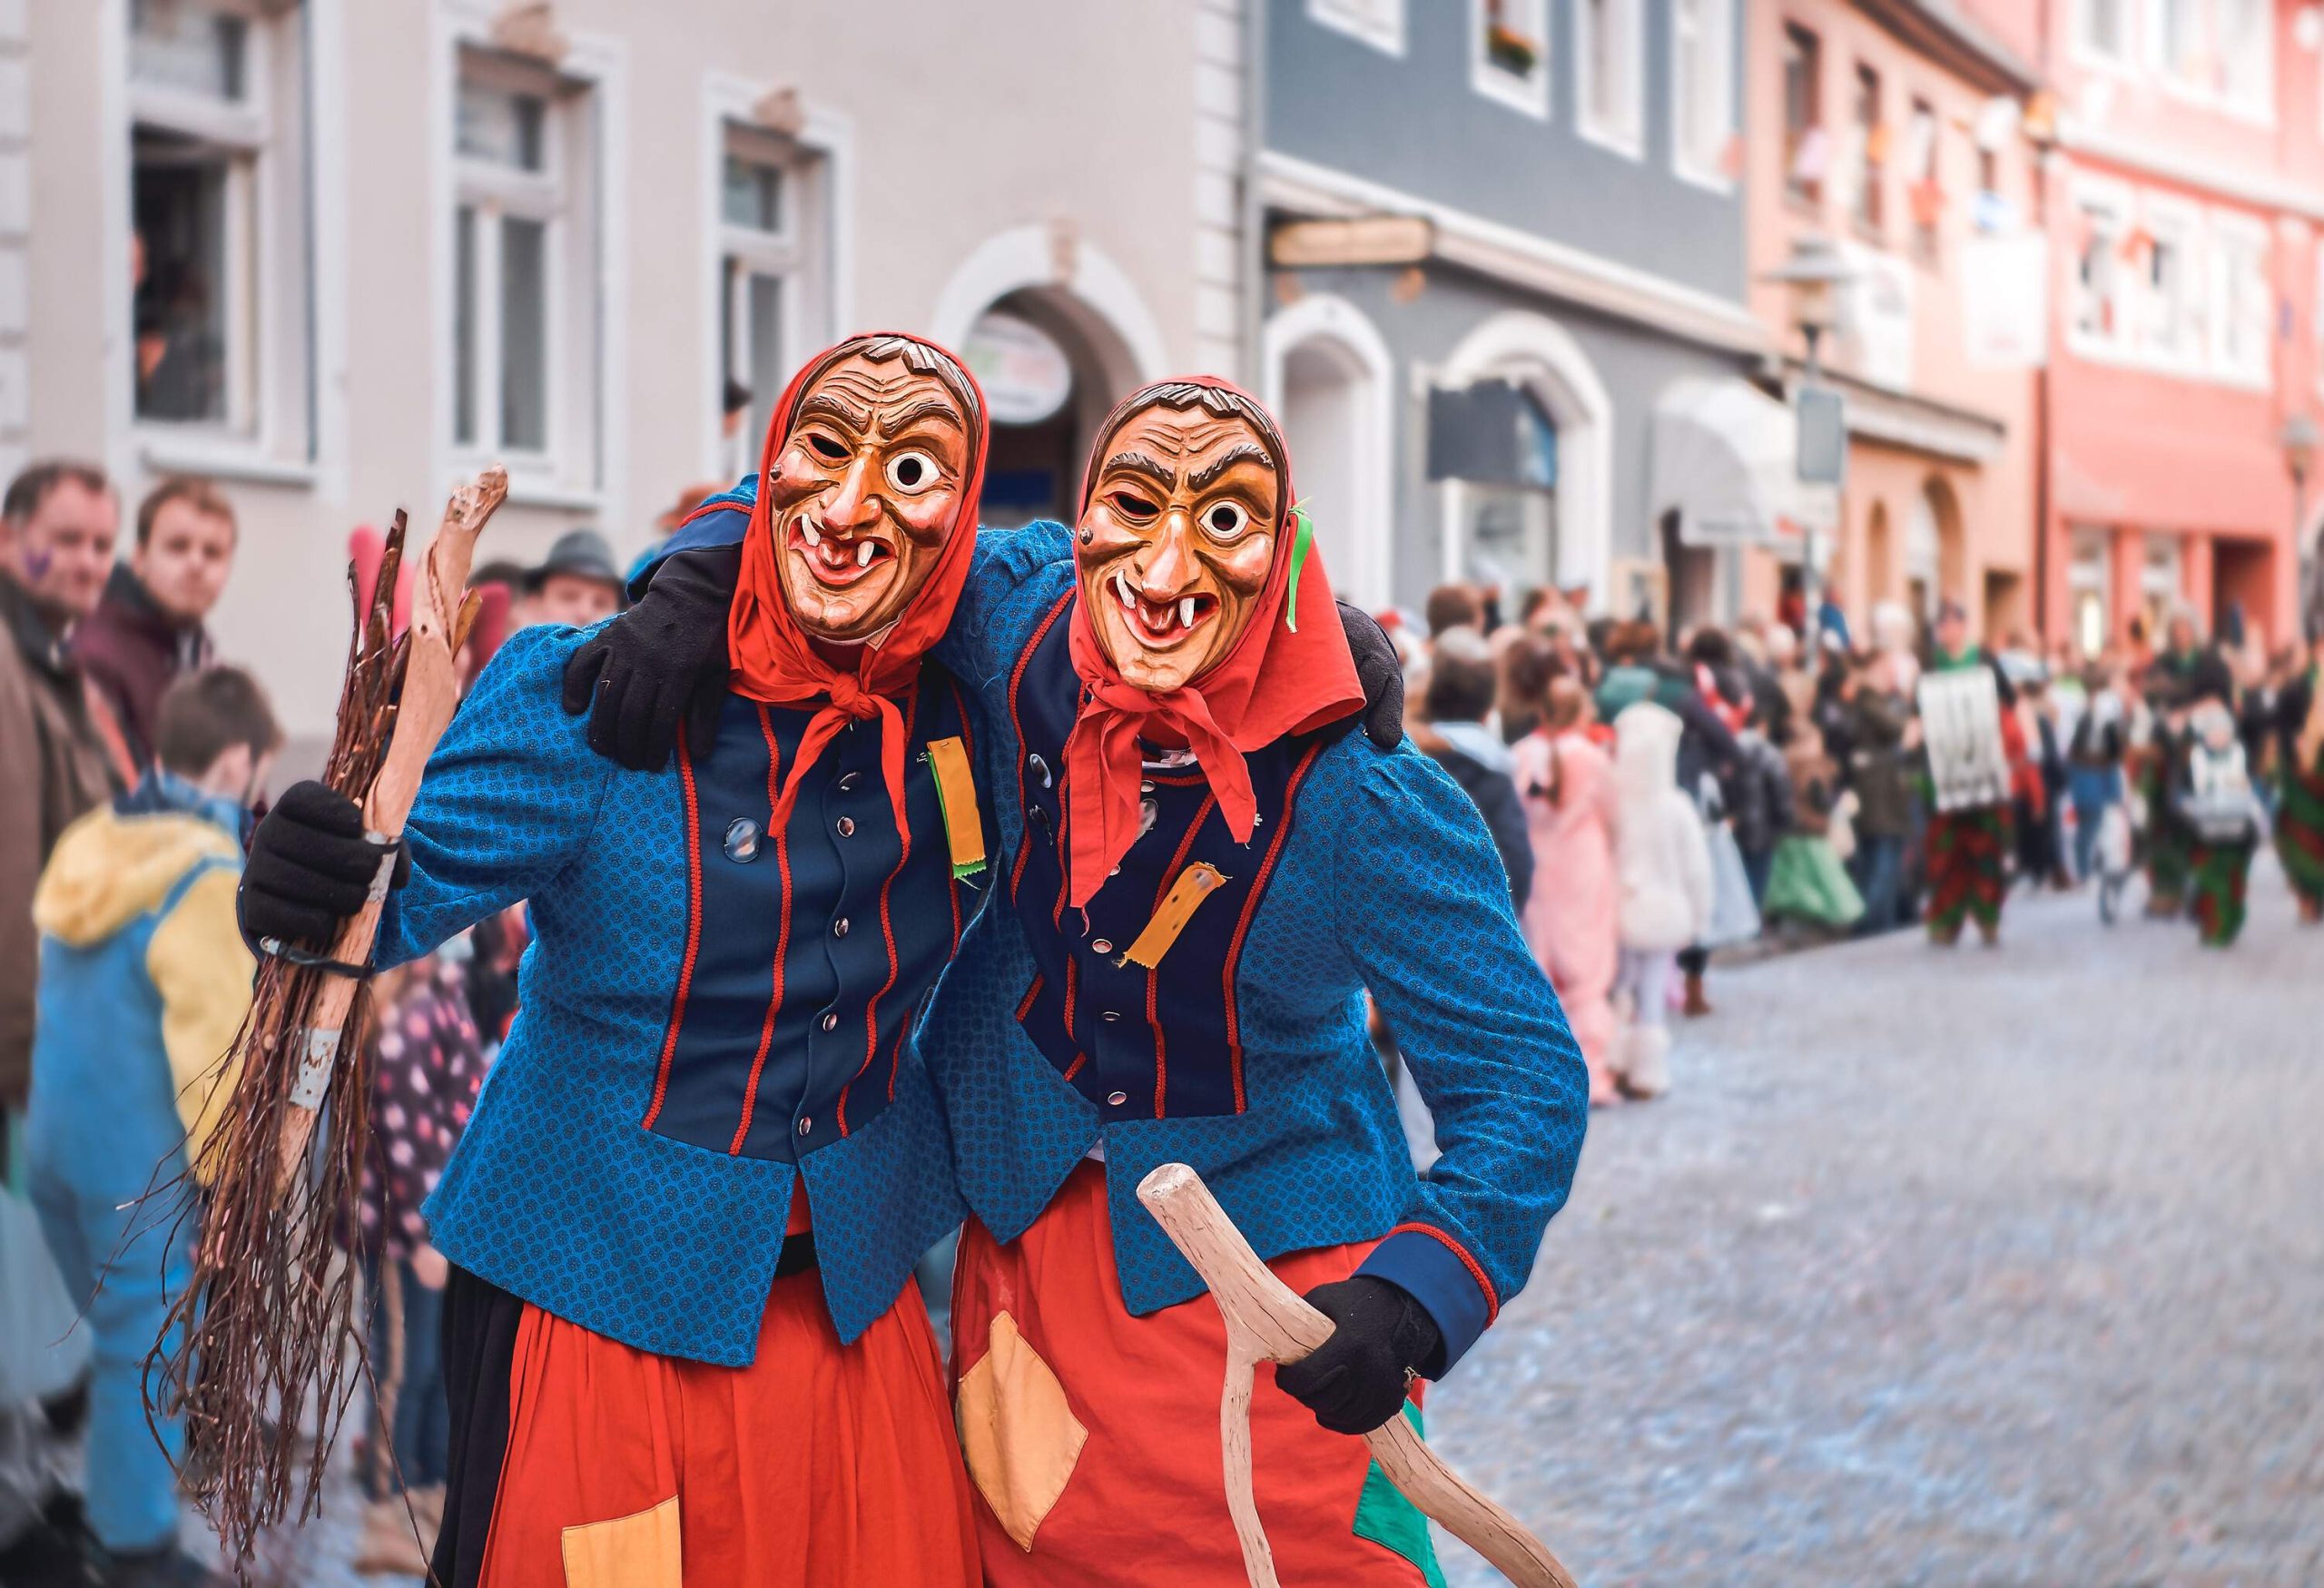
[1962,232,2051,370]
[1836,240,1915,391]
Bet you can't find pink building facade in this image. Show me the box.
[1744,0,2043,644]
[2032,0,2319,656]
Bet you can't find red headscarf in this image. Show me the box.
[725,333,989,837]
[1062,378,1363,908]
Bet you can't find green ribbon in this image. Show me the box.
[1283,503,1315,634]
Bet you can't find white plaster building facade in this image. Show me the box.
[15,0,1252,750]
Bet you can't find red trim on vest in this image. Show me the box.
[1220,741,1324,1113]
[1384,1221,1502,1324]
[1015,973,1045,1021]
[1147,792,1216,1119]
[1008,591,1075,905]
[642,743,705,1131]
[841,686,921,1137]
[729,707,789,1155]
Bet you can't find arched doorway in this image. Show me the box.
[1263,295,1395,610]
[1436,311,1613,608]
[1905,488,1940,627]
[1925,474,1968,610]
[933,225,1166,528]
[1865,499,1894,609]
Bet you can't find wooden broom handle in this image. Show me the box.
[1137,1162,1576,1588]
[275,468,507,1191]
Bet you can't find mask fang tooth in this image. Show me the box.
[1179,597,1196,629]
[1117,571,1136,609]
[802,523,821,547]
[857,541,876,567]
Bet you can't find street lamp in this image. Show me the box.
[2286,411,2321,641]
[1761,236,1858,652]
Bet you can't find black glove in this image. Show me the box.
[1274,1275,1443,1435]
[1336,600,1405,750]
[561,543,741,772]
[237,780,407,954]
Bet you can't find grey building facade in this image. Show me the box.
[1258,0,1780,624]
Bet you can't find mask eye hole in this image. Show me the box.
[885,449,940,495]
[1107,489,1160,523]
[1201,501,1249,540]
[806,431,849,462]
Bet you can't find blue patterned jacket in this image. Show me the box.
[664,499,1589,1373]
[378,624,978,1366]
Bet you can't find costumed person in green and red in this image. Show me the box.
[233,333,999,1588]
[2270,638,2324,924]
[1916,599,2021,946]
[2172,696,2268,947]
[2137,612,2236,919]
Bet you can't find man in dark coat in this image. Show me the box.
[1414,627,1534,908]
[72,477,234,773]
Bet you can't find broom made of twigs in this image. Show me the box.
[152,468,506,1564]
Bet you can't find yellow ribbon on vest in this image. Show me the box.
[925,736,987,881]
[1116,863,1229,970]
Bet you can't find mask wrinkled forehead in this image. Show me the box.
[789,333,986,444]
[1080,380,1289,515]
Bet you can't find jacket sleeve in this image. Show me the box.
[1481,772,1534,911]
[375,626,615,967]
[1330,743,1588,1374]
[145,863,255,1179]
[931,520,1077,691]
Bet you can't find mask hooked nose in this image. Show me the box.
[1139,509,1201,599]
[819,453,882,535]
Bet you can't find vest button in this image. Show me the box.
[1106,1090,1128,1108]
[838,771,861,792]
[833,917,851,938]
[820,1012,838,1031]
[722,817,761,863]
[1029,753,1052,787]
[1091,939,1113,955]
[796,1117,812,1136]
[836,816,856,837]
[1101,1010,1120,1022]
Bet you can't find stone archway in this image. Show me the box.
[1263,293,1396,610]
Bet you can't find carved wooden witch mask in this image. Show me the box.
[1074,381,1291,694]
[761,335,985,643]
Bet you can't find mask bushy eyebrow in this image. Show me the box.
[797,391,871,432]
[885,398,966,435]
[1187,443,1273,495]
[1101,451,1177,492]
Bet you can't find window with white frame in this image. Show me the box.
[718,123,832,468]
[1846,61,1884,234]
[2215,0,2270,115]
[2070,181,2132,350]
[1308,0,1404,56]
[1905,99,1942,261]
[1472,0,1550,117]
[2138,197,2205,366]
[2208,212,2270,382]
[128,0,310,447]
[2077,0,2132,64]
[2153,0,2270,115]
[1670,0,1735,187]
[450,50,600,479]
[1574,0,1642,153]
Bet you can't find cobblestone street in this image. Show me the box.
[1430,860,2324,1587]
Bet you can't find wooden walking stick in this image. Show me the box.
[1137,1162,1576,1588]
[152,468,507,1563]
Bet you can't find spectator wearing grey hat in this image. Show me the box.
[519,528,625,630]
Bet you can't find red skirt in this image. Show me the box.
[950,1161,1437,1587]
[473,1268,978,1588]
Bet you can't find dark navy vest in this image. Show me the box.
[1004,597,1345,1121]
[643,668,984,1163]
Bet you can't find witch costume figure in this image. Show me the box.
[607,376,1587,1584]
[1916,600,2020,946]
[2273,651,2324,924]
[234,333,997,1588]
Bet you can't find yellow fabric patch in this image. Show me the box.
[955,1311,1088,1553]
[926,735,987,879]
[560,1494,681,1588]
[1117,863,1229,970]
